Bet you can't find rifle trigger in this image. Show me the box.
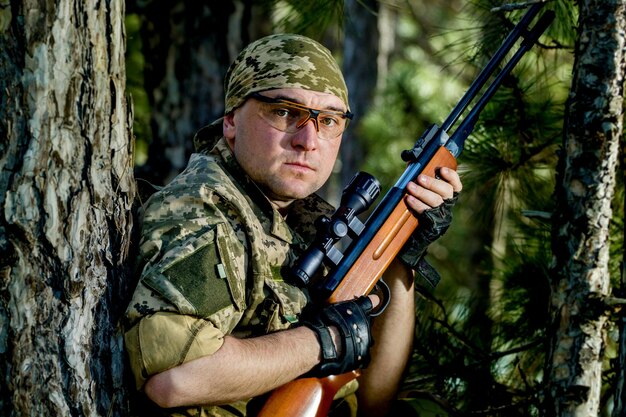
[369,279,391,317]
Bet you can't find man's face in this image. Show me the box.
[223,88,346,208]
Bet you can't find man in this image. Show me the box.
[124,34,462,417]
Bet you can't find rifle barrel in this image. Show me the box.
[441,2,546,133]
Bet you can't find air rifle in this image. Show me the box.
[257,4,554,416]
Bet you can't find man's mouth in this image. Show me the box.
[285,161,314,171]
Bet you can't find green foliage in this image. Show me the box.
[125,13,152,166]
[271,0,345,38]
[359,41,466,191]
[461,71,563,227]
[356,1,583,414]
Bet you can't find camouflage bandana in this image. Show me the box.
[224,33,350,113]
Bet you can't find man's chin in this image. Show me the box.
[266,183,318,203]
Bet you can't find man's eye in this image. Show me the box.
[273,107,303,119]
[273,108,290,118]
[320,115,339,127]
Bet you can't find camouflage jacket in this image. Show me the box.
[124,138,341,417]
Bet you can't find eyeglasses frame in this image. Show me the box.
[249,92,353,137]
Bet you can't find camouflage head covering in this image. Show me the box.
[224,33,350,113]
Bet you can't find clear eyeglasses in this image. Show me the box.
[250,92,353,140]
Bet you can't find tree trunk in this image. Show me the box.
[615,137,626,416]
[544,1,626,415]
[0,1,135,416]
[339,0,380,190]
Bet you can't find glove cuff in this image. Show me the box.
[299,297,374,378]
[399,192,459,287]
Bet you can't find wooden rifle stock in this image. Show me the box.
[257,372,359,417]
[257,4,553,416]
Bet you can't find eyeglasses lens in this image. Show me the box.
[256,101,348,140]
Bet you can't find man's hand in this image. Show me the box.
[404,167,462,213]
[399,167,463,276]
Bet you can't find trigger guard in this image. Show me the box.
[370,280,391,317]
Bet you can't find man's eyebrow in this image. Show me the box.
[271,94,347,114]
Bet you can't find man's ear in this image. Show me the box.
[223,113,236,140]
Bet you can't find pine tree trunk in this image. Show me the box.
[0,1,135,416]
[615,140,626,416]
[544,1,626,415]
[340,0,380,191]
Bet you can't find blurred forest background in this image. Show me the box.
[2,0,625,416]
[125,1,623,414]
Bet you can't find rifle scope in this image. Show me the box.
[289,172,380,288]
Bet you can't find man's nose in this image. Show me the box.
[291,118,320,150]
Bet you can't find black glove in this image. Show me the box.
[399,192,459,287]
[299,297,374,378]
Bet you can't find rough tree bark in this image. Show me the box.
[544,0,626,415]
[0,1,135,416]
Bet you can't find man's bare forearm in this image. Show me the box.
[144,326,321,408]
[357,260,416,417]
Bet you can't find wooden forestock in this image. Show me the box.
[256,146,458,417]
[327,146,457,303]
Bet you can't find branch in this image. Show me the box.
[604,296,626,308]
[398,389,461,416]
[490,1,551,13]
[521,210,552,220]
[489,338,544,360]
